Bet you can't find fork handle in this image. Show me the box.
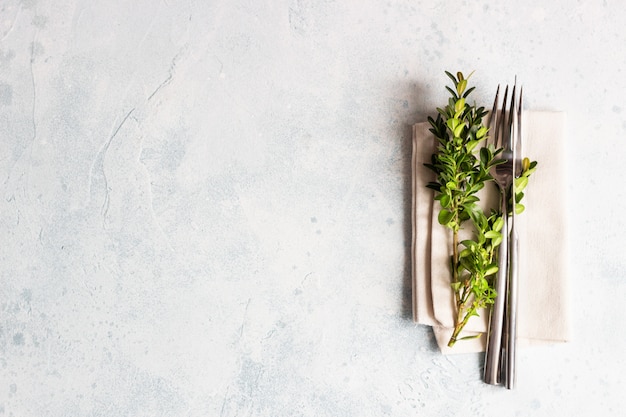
[505,225,519,389]
[484,196,508,385]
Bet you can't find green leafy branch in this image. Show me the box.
[513,158,538,214]
[425,71,504,347]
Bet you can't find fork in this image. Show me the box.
[483,83,521,388]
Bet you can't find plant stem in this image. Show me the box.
[452,228,460,306]
[448,303,472,347]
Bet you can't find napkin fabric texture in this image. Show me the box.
[412,111,570,354]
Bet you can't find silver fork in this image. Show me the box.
[483,83,521,388]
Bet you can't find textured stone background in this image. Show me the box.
[1,1,623,416]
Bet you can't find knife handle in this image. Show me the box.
[484,198,508,385]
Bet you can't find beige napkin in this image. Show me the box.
[412,111,571,354]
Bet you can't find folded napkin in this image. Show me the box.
[412,111,571,354]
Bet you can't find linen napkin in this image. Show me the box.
[412,111,571,354]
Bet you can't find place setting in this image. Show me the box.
[411,71,571,388]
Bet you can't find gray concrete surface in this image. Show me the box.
[0,1,623,416]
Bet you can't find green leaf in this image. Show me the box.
[515,203,525,214]
[438,209,454,225]
[477,277,489,291]
[524,167,537,177]
[445,70,457,86]
[458,334,481,341]
[461,240,478,249]
[462,86,476,98]
[484,265,499,276]
[515,176,529,192]
[484,230,501,240]
[460,256,475,272]
[454,98,466,113]
[453,123,464,138]
[445,86,458,100]
[466,140,480,152]
[492,216,504,232]
[447,118,459,131]
[440,194,451,208]
[479,147,490,165]
[457,79,467,95]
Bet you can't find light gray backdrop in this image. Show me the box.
[1,1,622,416]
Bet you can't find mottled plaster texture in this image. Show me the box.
[0,1,624,416]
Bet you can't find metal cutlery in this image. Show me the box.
[505,85,523,389]
[483,82,523,388]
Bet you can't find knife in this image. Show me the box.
[504,85,523,389]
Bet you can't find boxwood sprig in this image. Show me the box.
[425,71,504,347]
